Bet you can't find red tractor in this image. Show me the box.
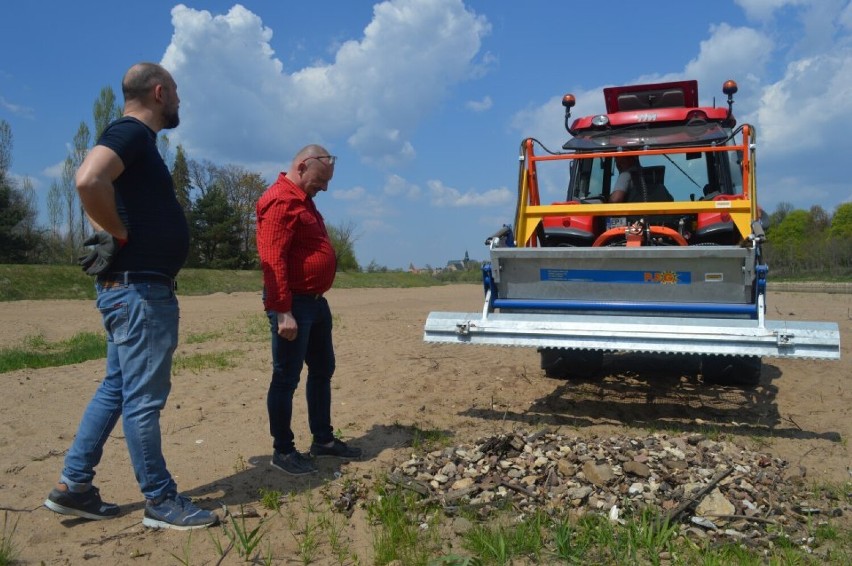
[424,80,840,387]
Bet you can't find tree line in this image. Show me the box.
[1,86,850,277]
[0,86,360,271]
[762,202,852,278]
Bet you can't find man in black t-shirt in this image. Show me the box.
[44,62,217,530]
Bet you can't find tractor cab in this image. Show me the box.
[541,80,746,248]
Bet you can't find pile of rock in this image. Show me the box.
[388,429,847,552]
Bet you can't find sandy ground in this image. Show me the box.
[0,284,849,564]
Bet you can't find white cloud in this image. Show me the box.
[333,185,367,201]
[681,24,773,106]
[756,50,852,152]
[383,173,420,198]
[0,96,33,118]
[466,95,492,112]
[427,179,512,207]
[161,0,490,169]
[42,160,65,179]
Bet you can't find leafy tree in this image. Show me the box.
[808,205,830,235]
[158,134,172,168]
[184,159,266,267]
[171,145,192,212]
[327,220,360,272]
[0,181,30,262]
[366,260,387,273]
[46,180,66,260]
[766,201,794,230]
[0,121,45,263]
[187,186,245,268]
[92,86,122,139]
[188,158,220,197]
[72,122,91,242]
[0,120,11,176]
[829,202,852,239]
[59,156,78,262]
[215,164,266,266]
[767,209,809,248]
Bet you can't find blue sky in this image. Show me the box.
[2,0,851,269]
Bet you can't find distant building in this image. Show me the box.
[445,250,471,271]
[409,251,477,275]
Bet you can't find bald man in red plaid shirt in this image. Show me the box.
[256,144,362,476]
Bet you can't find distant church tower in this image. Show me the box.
[464,250,470,267]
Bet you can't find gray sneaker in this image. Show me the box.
[270,450,318,476]
[142,493,218,530]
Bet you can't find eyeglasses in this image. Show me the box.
[302,155,337,167]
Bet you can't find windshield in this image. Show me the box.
[568,142,742,203]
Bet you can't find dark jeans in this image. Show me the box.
[266,295,336,454]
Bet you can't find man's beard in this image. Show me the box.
[163,108,180,130]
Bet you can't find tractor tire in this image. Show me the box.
[701,355,762,388]
[539,348,603,380]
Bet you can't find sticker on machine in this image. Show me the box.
[541,269,691,284]
[704,273,724,282]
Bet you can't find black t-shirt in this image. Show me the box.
[97,117,189,277]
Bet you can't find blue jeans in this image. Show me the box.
[267,295,336,454]
[60,280,179,501]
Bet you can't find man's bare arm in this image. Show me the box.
[75,145,128,239]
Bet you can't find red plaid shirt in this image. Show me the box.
[256,173,337,312]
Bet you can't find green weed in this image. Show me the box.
[225,506,266,561]
[368,486,434,565]
[167,529,194,566]
[258,487,283,512]
[0,512,19,566]
[293,516,319,565]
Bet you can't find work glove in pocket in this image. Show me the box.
[78,231,124,276]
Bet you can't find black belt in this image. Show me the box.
[294,293,323,300]
[97,272,177,290]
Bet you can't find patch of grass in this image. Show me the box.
[411,427,454,451]
[184,330,224,344]
[389,421,455,451]
[367,485,436,566]
[258,488,283,512]
[333,271,446,289]
[172,350,240,374]
[318,512,354,565]
[292,515,320,565]
[0,512,20,566]
[811,480,852,505]
[0,265,97,301]
[243,312,270,342]
[462,511,546,564]
[0,332,104,373]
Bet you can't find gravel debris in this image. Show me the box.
[388,428,850,554]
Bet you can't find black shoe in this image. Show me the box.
[44,486,120,520]
[270,450,318,475]
[310,439,362,460]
